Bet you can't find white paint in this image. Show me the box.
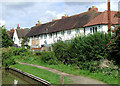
[13,30,21,47]
[84,25,111,35]
[30,28,84,48]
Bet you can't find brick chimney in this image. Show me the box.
[62,14,68,19]
[108,0,111,32]
[88,6,98,12]
[10,28,15,32]
[36,20,41,26]
[17,24,20,29]
[52,17,58,21]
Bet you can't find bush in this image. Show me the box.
[2,48,16,68]
[52,32,111,71]
[40,51,57,65]
[12,47,27,55]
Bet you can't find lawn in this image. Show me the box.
[15,55,119,84]
[11,63,72,84]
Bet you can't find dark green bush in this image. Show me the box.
[52,32,111,71]
[40,51,57,65]
[12,47,27,55]
[2,48,16,68]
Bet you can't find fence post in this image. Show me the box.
[60,76,64,84]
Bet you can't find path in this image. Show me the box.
[19,62,105,84]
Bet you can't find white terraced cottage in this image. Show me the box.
[26,6,119,50]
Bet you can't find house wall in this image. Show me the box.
[30,28,84,48]
[13,30,21,47]
[84,25,109,35]
[31,36,39,48]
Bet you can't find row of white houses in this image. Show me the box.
[8,6,119,49]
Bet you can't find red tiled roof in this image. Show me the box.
[84,11,119,27]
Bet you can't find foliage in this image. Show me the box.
[0,26,13,48]
[106,26,120,65]
[2,48,16,68]
[52,32,111,71]
[40,51,57,64]
[21,37,30,48]
[12,47,27,55]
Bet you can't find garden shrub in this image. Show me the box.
[2,48,16,68]
[12,47,27,55]
[40,51,57,65]
[52,32,111,71]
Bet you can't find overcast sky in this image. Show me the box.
[0,0,119,30]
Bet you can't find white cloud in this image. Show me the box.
[0,20,5,26]
[45,10,65,19]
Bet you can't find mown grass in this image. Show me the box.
[15,55,119,84]
[11,63,72,84]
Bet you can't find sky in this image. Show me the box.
[0,0,119,30]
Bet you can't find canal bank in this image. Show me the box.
[2,67,50,86]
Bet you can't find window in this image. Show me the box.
[32,36,34,40]
[93,27,95,33]
[61,31,64,35]
[95,27,97,32]
[40,35,43,39]
[90,28,92,33]
[44,34,47,39]
[14,37,15,41]
[67,30,71,34]
[49,33,52,38]
[36,36,38,40]
[53,32,57,37]
[76,29,80,33]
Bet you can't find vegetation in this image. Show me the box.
[2,48,16,68]
[11,64,71,84]
[2,47,27,68]
[21,37,30,48]
[0,26,13,48]
[13,32,119,84]
[2,31,119,84]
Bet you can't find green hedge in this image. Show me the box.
[52,32,111,71]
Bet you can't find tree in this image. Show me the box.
[106,26,120,65]
[0,26,13,48]
[21,37,29,48]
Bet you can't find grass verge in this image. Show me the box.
[15,55,118,84]
[11,63,72,84]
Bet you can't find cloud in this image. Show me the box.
[0,20,5,26]
[45,10,65,19]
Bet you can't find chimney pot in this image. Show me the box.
[17,24,20,29]
[88,6,98,12]
[62,14,68,19]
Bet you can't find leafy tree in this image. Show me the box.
[21,37,29,47]
[0,26,13,48]
[106,26,120,65]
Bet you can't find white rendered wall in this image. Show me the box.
[31,28,84,47]
[13,30,21,47]
[84,25,109,35]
